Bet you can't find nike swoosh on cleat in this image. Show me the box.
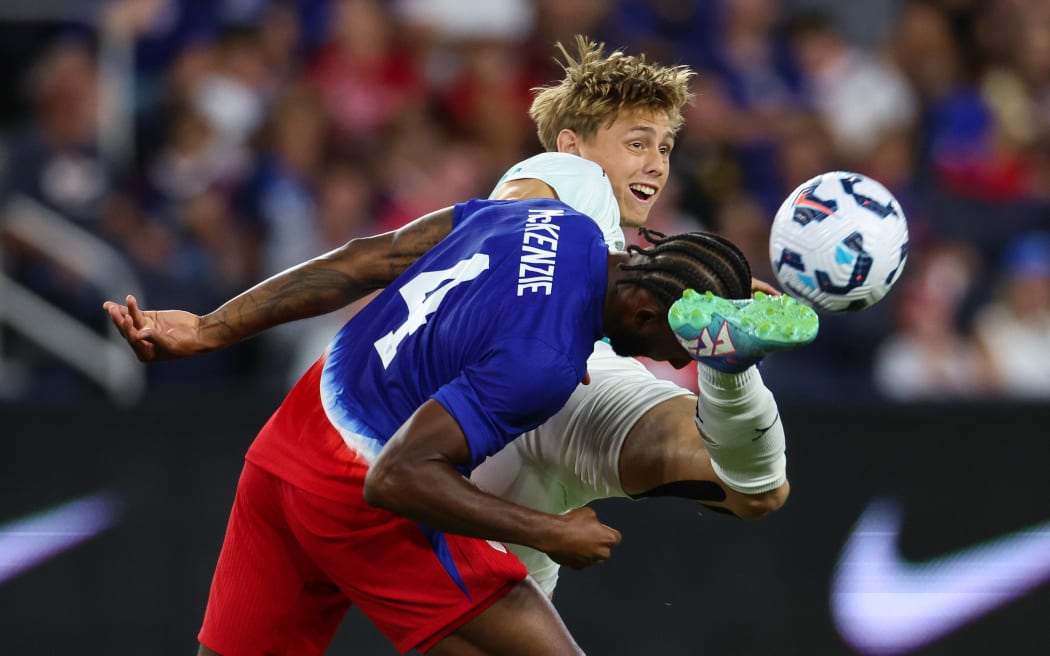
[0,493,123,585]
[831,498,1050,654]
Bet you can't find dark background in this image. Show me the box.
[3,391,1049,655]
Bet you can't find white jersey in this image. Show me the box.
[490,152,626,251]
[478,153,786,595]
[470,341,691,595]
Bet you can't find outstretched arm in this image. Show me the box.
[104,207,455,361]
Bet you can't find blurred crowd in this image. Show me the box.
[0,0,1048,404]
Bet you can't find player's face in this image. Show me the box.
[574,110,675,228]
[608,321,692,369]
[605,289,693,369]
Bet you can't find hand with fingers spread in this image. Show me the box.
[103,295,207,362]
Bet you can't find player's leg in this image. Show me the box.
[426,577,584,655]
[544,341,790,517]
[198,462,351,656]
[653,289,818,500]
[618,394,789,518]
[472,340,790,520]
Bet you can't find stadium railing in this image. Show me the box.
[0,194,145,405]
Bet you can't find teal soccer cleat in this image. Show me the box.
[668,290,819,373]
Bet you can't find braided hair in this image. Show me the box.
[617,228,752,307]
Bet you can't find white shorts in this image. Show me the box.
[470,340,692,595]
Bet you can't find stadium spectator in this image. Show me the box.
[787,10,918,166]
[3,0,1050,402]
[873,242,995,401]
[972,231,1050,398]
[3,40,109,227]
[0,39,112,399]
[307,0,424,148]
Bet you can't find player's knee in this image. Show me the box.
[734,480,790,520]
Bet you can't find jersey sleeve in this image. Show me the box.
[490,152,625,251]
[432,337,582,471]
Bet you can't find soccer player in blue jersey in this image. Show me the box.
[104,38,815,650]
[201,193,753,654]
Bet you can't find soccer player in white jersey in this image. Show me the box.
[104,37,807,598]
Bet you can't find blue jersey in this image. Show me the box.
[247,197,608,498]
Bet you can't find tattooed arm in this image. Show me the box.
[104,207,455,362]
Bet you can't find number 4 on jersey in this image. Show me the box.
[374,254,490,367]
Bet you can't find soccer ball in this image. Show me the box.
[768,171,909,313]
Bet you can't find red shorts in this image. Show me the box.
[198,461,528,655]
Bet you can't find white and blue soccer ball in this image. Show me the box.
[768,171,909,313]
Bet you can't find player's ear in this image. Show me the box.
[556,129,581,155]
[633,306,660,331]
[620,286,664,331]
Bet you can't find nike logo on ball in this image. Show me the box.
[0,493,122,585]
[831,498,1050,653]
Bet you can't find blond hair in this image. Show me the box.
[529,36,695,151]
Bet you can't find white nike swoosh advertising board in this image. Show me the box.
[5,394,1050,654]
[832,498,1050,654]
[0,493,122,585]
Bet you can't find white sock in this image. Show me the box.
[695,364,787,494]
